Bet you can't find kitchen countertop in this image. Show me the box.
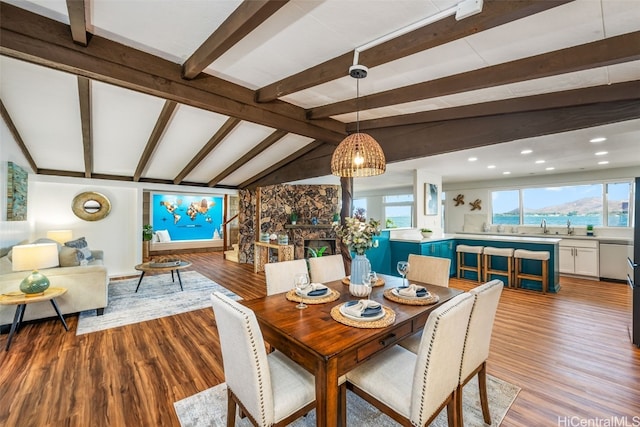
[389,232,632,244]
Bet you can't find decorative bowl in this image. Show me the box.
[421,231,432,238]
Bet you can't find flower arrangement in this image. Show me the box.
[333,216,381,255]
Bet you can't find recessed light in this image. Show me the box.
[590,137,607,143]
[487,165,496,169]
[595,151,608,156]
[468,157,478,162]
[546,167,555,171]
[521,149,532,154]
[535,160,545,164]
[598,161,609,165]
[503,171,511,175]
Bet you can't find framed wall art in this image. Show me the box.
[424,183,438,216]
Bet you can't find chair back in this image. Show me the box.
[460,279,504,382]
[407,254,451,287]
[308,254,346,283]
[264,259,308,295]
[410,292,474,426]
[210,292,275,425]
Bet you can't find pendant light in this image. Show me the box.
[331,65,386,177]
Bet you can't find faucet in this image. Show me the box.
[541,219,548,234]
[567,220,574,235]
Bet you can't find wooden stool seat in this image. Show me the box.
[514,249,550,294]
[456,245,484,283]
[483,247,514,287]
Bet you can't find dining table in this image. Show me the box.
[240,273,463,427]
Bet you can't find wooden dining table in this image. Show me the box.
[241,274,463,427]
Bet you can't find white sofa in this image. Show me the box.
[0,248,108,326]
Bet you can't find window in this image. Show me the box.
[606,182,630,227]
[522,185,603,226]
[383,194,413,228]
[492,190,520,225]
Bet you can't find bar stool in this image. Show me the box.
[514,249,550,294]
[483,247,514,287]
[456,245,484,283]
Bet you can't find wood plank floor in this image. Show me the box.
[1,251,638,426]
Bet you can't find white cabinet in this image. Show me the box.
[559,239,599,278]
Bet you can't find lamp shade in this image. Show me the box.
[11,243,60,272]
[47,230,73,244]
[331,132,386,177]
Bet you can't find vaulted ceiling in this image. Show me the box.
[1,0,639,192]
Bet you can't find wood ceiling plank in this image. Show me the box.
[173,117,241,185]
[208,129,287,186]
[0,3,346,143]
[350,81,640,131]
[255,0,572,102]
[76,76,92,177]
[0,98,38,172]
[254,100,640,186]
[134,100,177,182]
[183,0,289,79]
[308,31,640,119]
[65,0,88,46]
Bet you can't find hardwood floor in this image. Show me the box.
[1,251,638,426]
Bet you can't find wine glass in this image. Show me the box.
[397,261,410,286]
[361,272,375,299]
[293,272,310,309]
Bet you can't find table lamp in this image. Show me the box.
[11,243,59,295]
[46,230,73,244]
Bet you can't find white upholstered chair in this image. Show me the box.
[345,292,474,427]
[210,292,316,427]
[406,254,451,287]
[264,259,308,295]
[457,279,503,426]
[307,254,346,283]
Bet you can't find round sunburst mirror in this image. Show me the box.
[72,191,111,221]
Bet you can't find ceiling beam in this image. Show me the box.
[0,98,38,173]
[240,140,325,189]
[76,76,92,177]
[255,0,572,102]
[134,100,178,182]
[0,3,346,144]
[173,117,241,185]
[208,129,288,187]
[349,81,640,131]
[182,0,289,79]
[65,0,88,46]
[254,100,640,186]
[308,31,640,119]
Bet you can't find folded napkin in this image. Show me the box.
[343,300,382,318]
[298,283,328,297]
[397,284,429,298]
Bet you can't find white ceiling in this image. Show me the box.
[1,0,639,193]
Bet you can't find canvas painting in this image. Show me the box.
[7,162,27,221]
[425,183,438,216]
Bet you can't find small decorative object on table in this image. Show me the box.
[277,234,289,245]
[333,216,380,285]
[149,256,181,268]
[420,228,432,238]
[259,232,270,243]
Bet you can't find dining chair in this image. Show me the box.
[264,259,308,295]
[308,254,346,283]
[345,292,474,427]
[406,254,451,287]
[210,292,316,427]
[456,279,503,426]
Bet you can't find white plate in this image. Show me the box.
[295,288,329,299]
[391,287,431,300]
[339,302,385,322]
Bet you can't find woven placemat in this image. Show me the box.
[330,303,395,328]
[383,288,440,306]
[341,276,385,287]
[285,288,340,304]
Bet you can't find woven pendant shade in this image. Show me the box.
[331,132,386,177]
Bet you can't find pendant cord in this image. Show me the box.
[356,78,360,133]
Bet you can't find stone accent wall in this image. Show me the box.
[237,184,340,264]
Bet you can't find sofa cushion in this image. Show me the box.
[64,237,94,261]
[156,230,171,242]
[59,246,83,267]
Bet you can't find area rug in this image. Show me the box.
[174,374,520,427]
[76,271,239,335]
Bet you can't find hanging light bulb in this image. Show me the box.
[331,65,386,177]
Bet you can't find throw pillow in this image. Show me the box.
[59,246,82,267]
[64,237,94,261]
[156,230,171,242]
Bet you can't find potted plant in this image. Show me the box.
[290,211,299,225]
[586,224,594,236]
[420,228,433,238]
[142,224,153,261]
